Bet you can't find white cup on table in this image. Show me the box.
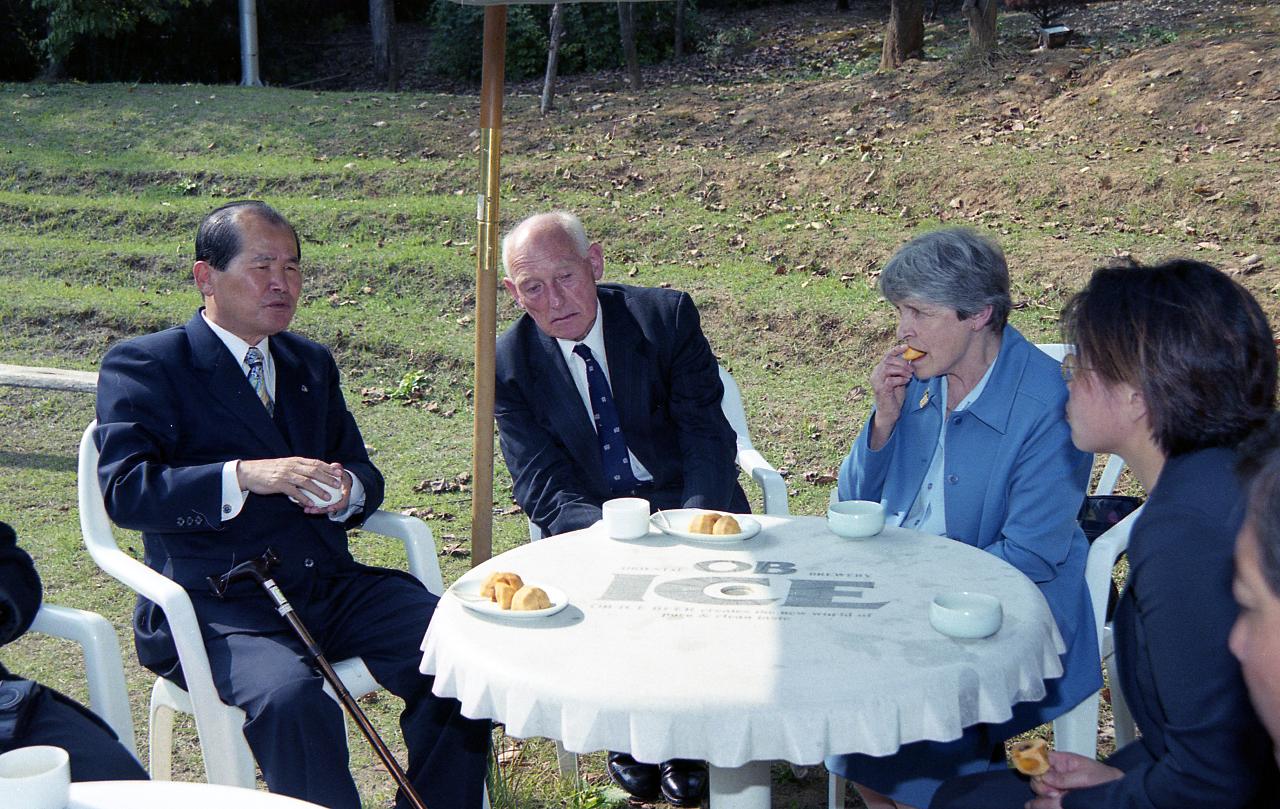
[0,745,70,809]
[602,497,651,539]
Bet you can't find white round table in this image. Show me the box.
[69,780,323,808]
[421,516,1065,808]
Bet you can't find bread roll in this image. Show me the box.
[480,571,523,600]
[903,346,926,361]
[493,581,518,610]
[1009,738,1050,776]
[688,513,722,534]
[711,515,742,535]
[511,585,553,611]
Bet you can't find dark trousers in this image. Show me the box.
[0,681,148,782]
[201,568,490,809]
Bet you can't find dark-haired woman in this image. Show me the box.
[932,259,1280,809]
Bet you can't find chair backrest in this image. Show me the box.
[717,365,755,455]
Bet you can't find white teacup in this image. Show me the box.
[827,500,886,538]
[929,592,1003,639]
[0,745,70,809]
[602,497,651,539]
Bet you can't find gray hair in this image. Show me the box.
[879,228,1012,331]
[501,211,591,277]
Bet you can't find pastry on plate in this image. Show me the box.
[511,585,552,611]
[711,514,742,535]
[688,513,722,534]
[480,571,524,600]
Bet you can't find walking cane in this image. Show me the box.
[209,549,429,809]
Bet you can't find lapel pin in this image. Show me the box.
[918,390,930,409]
[300,384,309,393]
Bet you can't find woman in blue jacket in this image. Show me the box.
[827,228,1098,809]
[933,259,1279,808]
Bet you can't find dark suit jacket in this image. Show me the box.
[95,311,386,677]
[0,521,41,680]
[495,283,747,536]
[931,447,1279,809]
[1068,446,1277,807]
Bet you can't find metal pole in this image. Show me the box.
[470,5,507,567]
[239,0,262,87]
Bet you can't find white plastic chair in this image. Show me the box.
[30,602,138,758]
[76,422,442,786]
[527,364,789,543]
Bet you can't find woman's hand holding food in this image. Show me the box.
[868,344,919,450]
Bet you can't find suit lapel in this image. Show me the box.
[531,326,604,484]
[599,288,649,437]
[185,312,291,457]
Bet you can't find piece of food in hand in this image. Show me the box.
[493,581,518,610]
[902,346,927,361]
[711,514,742,535]
[480,571,524,600]
[688,513,723,534]
[1009,738,1051,776]
[511,585,553,611]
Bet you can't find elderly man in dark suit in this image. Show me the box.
[94,200,489,809]
[1,521,148,781]
[494,210,747,805]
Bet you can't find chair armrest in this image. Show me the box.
[30,603,137,756]
[736,448,790,516]
[360,510,444,596]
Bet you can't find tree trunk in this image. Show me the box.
[617,2,642,90]
[836,0,851,10]
[370,0,397,91]
[880,0,925,70]
[962,0,998,58]
[674,0,685,59]
[541,3,566,115]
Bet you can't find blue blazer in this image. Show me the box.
[95,311,388,678]
[838,325,1099,725]
[495,283,747,537]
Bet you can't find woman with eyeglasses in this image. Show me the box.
[827,228,1099,809]
[932,259,1280,808]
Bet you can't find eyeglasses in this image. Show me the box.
[1060,354,1090,383]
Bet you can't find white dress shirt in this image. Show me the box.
[202,311,365,521]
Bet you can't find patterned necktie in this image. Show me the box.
[572,343,640,493]
[244,346,274,416]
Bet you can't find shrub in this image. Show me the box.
[1004,0,1099,29]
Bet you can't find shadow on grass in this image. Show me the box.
[0,450,77,473]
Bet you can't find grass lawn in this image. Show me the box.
[1,1,1276,806]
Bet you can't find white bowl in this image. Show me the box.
[930,592,1003,639]
[827,500,886,538]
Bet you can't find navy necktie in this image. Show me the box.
[573,343,640,494]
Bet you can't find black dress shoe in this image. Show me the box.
[659,759,708,807]
[607,751,661,802]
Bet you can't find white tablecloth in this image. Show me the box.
[421,516,1064,768]
[68,780,322,808]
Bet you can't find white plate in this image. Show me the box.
[449,577,569,620]
[650,509,762,543]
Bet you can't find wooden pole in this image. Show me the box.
[470,5,507,566]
